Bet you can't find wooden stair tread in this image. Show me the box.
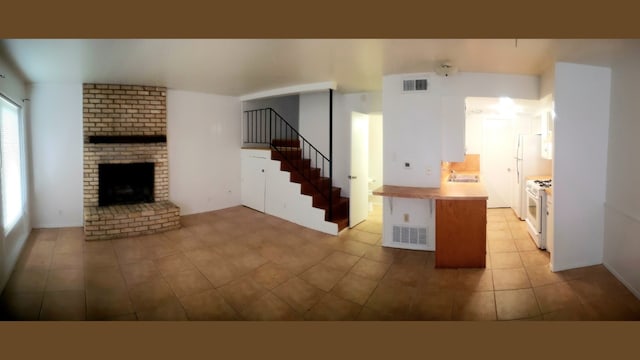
[272,139,301,148]
[334,218,349,232]
[270,146,349,231]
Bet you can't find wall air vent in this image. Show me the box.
[392,225,428,245]
[402,78,428,93]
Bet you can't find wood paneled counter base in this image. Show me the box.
[435,199,486,268]
[373,184,487,268]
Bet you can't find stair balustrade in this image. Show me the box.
[243,108,335,220]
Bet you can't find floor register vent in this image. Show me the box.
[392,225,428,245]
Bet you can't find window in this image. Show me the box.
[0,95,24,233]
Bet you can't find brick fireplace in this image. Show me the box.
[83,84,180,240]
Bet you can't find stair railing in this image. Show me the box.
[243,107,333,219]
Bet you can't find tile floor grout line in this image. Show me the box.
[164,242,231,320]
[355,255,395,319]
[115,254,149,321]
[5,207,639,320]
[156,264,194,321]
[37,270,50,321]
[215,283,253,321]
[489,289,498,321]
[269,276,322,320]
[490,257,500,320]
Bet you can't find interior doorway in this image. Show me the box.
[349,111,383,228]
[465,96,544,210]
[350,112,369,227]
[481,117,513,208]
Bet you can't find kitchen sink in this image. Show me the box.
[448,174,480,183]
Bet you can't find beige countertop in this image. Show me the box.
[373,175,488,200]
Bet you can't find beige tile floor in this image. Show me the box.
[1,204,639,321]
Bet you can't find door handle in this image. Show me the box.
[348,175,357,179]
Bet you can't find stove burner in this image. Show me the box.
[534,179,552,188]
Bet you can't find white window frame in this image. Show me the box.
[0,93,27,236]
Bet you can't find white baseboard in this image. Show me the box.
[603,262,640,300]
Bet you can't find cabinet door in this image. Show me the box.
[241,154,266,212]
[541,110,553,160]
[441,96,466,162]
[435,199,486,268]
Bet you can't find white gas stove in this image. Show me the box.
[525,179,551,249]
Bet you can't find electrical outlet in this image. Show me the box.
[403,213,409,222]
[404,162,411,169]
[425,167,432,176]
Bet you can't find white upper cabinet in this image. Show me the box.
[541,108,554,160]
[540,95,554,160]
[441,95,466,162]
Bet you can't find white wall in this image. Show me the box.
[0,54,31,292]
[28,87,243,225]
[603,42,640,298]
[553,62,611,271]
[243,95,299,130]
[0,58,27,104]
[383,74,442,188]
[382,72,539,245]
[299,91,330,156]
[298,91,382,198]
[368,113,383,203]
[540,65,555,99]
[30,83,84,227]
[441,95,466,161]
[167,89,242,215]
[334,92,382,197]
[383,72,539,188]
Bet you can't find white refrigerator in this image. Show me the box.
[511,134,551,220]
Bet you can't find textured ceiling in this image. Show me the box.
[0,39,633,96]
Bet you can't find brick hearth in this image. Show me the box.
[82,84,180,240]
[84,201,180,240]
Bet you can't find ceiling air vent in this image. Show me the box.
[402,78,428,93]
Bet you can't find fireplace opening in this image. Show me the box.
[99,162,154,206]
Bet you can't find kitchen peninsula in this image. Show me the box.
[373,177,488,268]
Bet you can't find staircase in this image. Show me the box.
[242,106,348,232]
[271,138,349,231]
